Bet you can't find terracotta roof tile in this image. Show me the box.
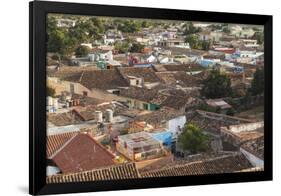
[46,163,140,183]
[156,71,201,87]
[133,107,184,125]
[47,112,83,126]
[79,69,128,90]
[118,67,162,83]
[52,133,115,174]
[141,154,252,178]
[47,132,78,158]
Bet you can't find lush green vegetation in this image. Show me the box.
[129,42,144,53]
[252,31,264,45]
[178,123,210,154]
[114,41,130,53]
[75,45,90,57]
[184,22,201,34]
[117,20,141,33]
[201,69,232,99]
[248,68,264,96]
[185,34,210,50]
[47,16,105,57]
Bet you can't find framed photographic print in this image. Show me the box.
[29,1,273,195]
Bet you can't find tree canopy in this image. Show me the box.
[185,34,210,50]
[201,69,232,98]
[248,68,264,95]
[47,16,105,57]
[252,31,264,45]
[184,22,201,34]
[75,45,90,57]
[178,123,210,154]
[129,42,144,53]
[114,41,130,53]
[117,20,141,33]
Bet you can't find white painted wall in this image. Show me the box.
[167,115,187,138]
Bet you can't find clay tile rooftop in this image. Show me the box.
[47,162,140,183]
[141,154,252,178]
[47,131,78,158]
[51,133,116,174]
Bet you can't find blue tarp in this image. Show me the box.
[199,59,215,68]
[152,131,173,146]
[232,66,244,73]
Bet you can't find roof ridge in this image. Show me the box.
[49,133,78,159]
[79,70,85,83]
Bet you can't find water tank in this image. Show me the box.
[105,109,113,122]
[65,96,71,101]
[47,96,53,106]
[95,111,103,123]
[88,54,95,62]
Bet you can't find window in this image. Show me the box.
[83,91,88,96]
[143,103,149,110]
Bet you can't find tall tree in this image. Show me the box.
[184,22,200,34]
[75,45,90,57]
[129,42,144,53]
[185,34,199,49]
[178,123,210,154]
[201,69,232,98]
[249,68,264,95]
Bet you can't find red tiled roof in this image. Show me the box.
[47,162,140,183]
[47,132,78,158]
[52,133,115,174]
[141,154,252,178]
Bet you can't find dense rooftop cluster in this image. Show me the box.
[46,14,265,183]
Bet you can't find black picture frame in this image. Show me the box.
[29,1,273,195]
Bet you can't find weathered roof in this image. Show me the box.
[150,91,193,110]
[47,66,96,80]
[47,162,140,183]
[47,112,83,127]
[52,133,115,174]
[73,102,126,121]
[141,154,252,177]
[161,64,204,72]
[79,69,129,90]
[119,86,158,102]
[241,136,264,160]
[156,71,201,87]
[71,93,104,106]
[187,110,254,134]
[118,132,162,150]
[133,107,184,125]
[47,132,78,158]
[220,121,264,144]
[48,67,129,90]
[118,67,161,83]
[119,85,193,110]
